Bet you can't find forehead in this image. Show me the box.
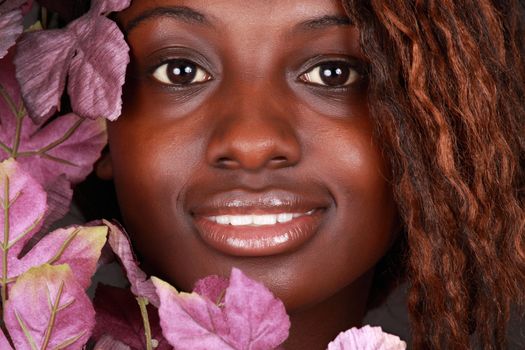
[119,0,350,33]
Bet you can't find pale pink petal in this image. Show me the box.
[0,158,46,261]
[93,284,171,350]
[223,268,290,350]
[153,277,233,350]
[0,10,23,59]
[16,225,107,288]
[327,325,407,350]
[91,0,132,15]
[67,15,129,120]
[105,220,160,306]
[93,335,131,350]
[0,328,13,350]
[14,29,76,122]
[193,275,229,304]
[4,264,95,350]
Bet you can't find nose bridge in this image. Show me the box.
[205,79,301,171]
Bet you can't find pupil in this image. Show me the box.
[319,62,350,86]
[167,60,197,85]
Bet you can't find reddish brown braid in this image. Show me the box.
[343,0,525,348]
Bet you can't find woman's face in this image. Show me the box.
[109,0,398,311]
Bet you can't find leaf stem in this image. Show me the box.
[137,297,153,350]
[41,281,64,350]
[1,176,9,318]
[11,113,23,157]
[0,83,19,120]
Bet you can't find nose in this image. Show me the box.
[205,85,301,171]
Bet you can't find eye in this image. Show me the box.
[300,61,360,87]
[152,59,211,86]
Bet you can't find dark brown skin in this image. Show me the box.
[103,0,399,348]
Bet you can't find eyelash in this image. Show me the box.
[150,58,365,89]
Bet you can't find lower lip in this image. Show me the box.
[193,210,325,257]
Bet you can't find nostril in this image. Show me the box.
[215,157,239,169]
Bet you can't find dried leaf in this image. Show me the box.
[1,51,107,225]
[93,284,171,350]
[326,325,407,350]
[0,9,23,60]
[193,275,229,304]
[153,268,290,350]
[105,220,159,307]
[16,225,107,289]
[0,328,13,350]
[14,0,130,122]
[67,15,129,121]
[91,0,132,15]
[93,334,131,350]
[14,29,76,121]
[4,264,95,350]
[0,159,107,293]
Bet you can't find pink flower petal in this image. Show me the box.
[105,220,160,306]
[4,264,95,350]
[0,10,23,60]
[14,29,76,122]
[327,325,407,350]
[67,15,129,120]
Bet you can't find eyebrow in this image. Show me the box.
[125,6,210,33]
[295,15,353,31]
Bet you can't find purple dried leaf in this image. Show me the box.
[153,277,232,350]
[222,268,290,350]
[0,158,46,260]
[326,325,407,350]
[105,220,160,307]
[153,268,290,350]
[193,275,229,304]
[90,0,132,16]
[38,175,73,233]
[67,15,129,120]
[0,0,27,14]
[93,284,171,350]
[15,225,107,289]
[14,29,76,122]
[0,9,23,60]
[1,50,107,214]
[4,264,95,350]
[93,334,131,350]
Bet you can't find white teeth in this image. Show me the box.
[277,213,293,223]
[208,211,315,226]
[253,215,277,225]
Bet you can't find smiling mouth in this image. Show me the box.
[192,196,327,256]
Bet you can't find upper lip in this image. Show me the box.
[189,189,330,217]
